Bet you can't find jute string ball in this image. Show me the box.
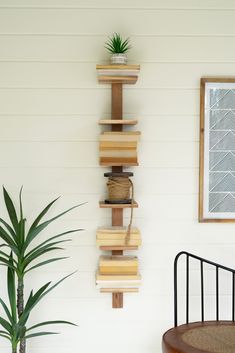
[106,176,134,244]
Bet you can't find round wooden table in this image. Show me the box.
[163,321,235,353]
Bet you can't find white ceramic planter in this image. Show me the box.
[111,54,127,65]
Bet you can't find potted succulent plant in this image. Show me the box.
[0,187,83,353]
[105,33,131,65]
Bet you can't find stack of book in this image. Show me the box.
[99,255,138,274]
[96,226,141,247]
[99,131,140,166]
[96,64,140,78]
[96,255,141,289]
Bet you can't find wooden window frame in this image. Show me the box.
[199,77,235,222]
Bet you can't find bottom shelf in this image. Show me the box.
[99,245,138,251]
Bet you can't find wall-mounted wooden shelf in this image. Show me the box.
[99,245,139,251]
[99,119,138,125]
[99,131,140,167]
[99,201,138,208]
[100,288,139,293]
[96,272,141,281]
[97,226,141,249]
[100,161,139,166]
[98,76,138,84]
[96,63,141,308]
[96,64,140,70]
[96,64,140,85]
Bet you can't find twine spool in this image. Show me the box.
[107,177,131,201]
[106,176,134,245]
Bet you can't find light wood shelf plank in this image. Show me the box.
[98,76,138,84]
[100,288,139,293]
[99,119,138,125]
[100,162,139,167]
[96,65,140,70]
[99,246,139,251]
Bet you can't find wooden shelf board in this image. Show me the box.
[96,64,140,70]
[99,245,139,251]
[98,76,138,84]
[100,288,139,293]
[99,201,138,209]
[100,162,139,167]
[99,119,137,125]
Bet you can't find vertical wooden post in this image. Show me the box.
[112,83,122,123]
[112,292,123,308]
[111,83,124,308]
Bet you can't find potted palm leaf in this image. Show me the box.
[105,33,131,64]
[0,187,83,353]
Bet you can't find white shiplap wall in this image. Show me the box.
[0,1,235,352]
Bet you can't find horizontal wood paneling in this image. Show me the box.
[1,63,235,88]
[0,9,235,35]
[0,3,234,353]
[0,36,235,63]
[0,89,198,115]
[0,141,198,167]
[0,166,198,194]
[0,0,234,9]
[0,0,235,9]
[0,115,198,141]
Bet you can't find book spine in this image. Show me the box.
[96,274,141,281]
[100,157,138,164]
[97,239,141,246]
[97,233,140,239]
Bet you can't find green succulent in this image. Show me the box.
[0,187,83,353]
[105,33,131,54]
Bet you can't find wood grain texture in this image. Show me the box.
[100,160,139,166]
[199,77,205,222]
[97,65,140,70]
[99,201,138,208]
[112,292,123,308]
[99,119,138,125]
[99,246,139,251]
[100,288,138,293]
[111,82,124,307]
[98,76,138,84]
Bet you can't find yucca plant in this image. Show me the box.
[105,33,131,54]
[0,187,83,353]
[2,257,76,353]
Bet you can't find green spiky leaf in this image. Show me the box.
[27,320,77,332]
[3,187,19,234]
[24,202,85,251]
[105,33,131,53]
[25,331,58,339]
[25,257,68,273]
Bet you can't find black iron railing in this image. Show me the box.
[174,251,235,327]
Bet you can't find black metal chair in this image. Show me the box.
[162,251,235,353]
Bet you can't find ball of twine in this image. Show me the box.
[107,177,131,201]
[106,176,134,244]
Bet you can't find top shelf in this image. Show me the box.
[97,65,140,70]
[96,64,140,85]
